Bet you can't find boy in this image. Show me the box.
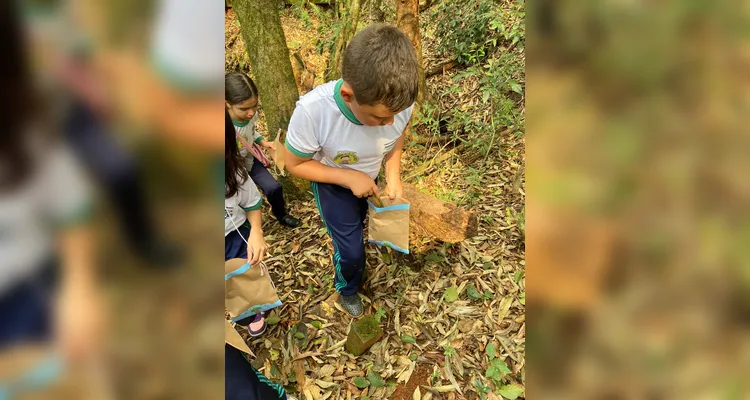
[284,24,419,316]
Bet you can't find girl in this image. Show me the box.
[225,108,271,336]
[0,2,104,395]
[225,109,291,400]
[225,72,301,229]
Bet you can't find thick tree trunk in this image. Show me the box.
[325,0,365,82]
[235,0,310,199]
[402,183,478,243]
[396,0,427,105]
[234,0,298,139]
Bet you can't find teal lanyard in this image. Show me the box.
[0,354,63,400]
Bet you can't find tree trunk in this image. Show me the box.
[396,0,428,105]
[235,0,298,139]
[235,0,310,199]
[370,0,384,23]
[325,0,365,82]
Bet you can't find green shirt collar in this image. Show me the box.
[232,118,250,127]
[334,79,363,125]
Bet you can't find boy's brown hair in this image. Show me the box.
[342,24,419,113]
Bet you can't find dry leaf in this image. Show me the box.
[413,386,421,400]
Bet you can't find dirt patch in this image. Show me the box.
[391,364,432,400]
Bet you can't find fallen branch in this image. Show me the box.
[402,182,479,243]
[426,60,459,78]
[411,134,456,146]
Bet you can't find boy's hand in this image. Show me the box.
[247,231,268,266]
[347,171,380,198]
[385,179,403,201]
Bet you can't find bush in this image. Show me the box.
[431,0,524,65]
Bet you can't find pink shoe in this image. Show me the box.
[247,313,267,337]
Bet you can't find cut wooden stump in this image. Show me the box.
[401,183,478,243]
[345,315,383,356]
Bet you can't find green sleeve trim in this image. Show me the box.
[254,136,265,144]
[241,199,263,211]
[151,53,219,95]
[285,141,315,158]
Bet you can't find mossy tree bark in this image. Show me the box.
[235,0,311,199]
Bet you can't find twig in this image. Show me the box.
[405,143,463,182]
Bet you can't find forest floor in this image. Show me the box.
[224,6,525,400]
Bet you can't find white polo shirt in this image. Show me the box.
[286,80,412,180]
[224,176,263,237]
[233,113,263,160]
[151,0,224,92]
[0,142,92,295]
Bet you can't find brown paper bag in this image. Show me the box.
[367,196,411,254]
[225,258,282,323]
[267,129,286,175]
[225,320,253,356]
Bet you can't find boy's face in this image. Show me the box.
[340,82,398,126]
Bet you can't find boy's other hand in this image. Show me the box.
[347,170,380,198]
[385,179,403,201]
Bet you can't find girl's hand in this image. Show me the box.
[263,141,277,151]
[247,231,268,266]
[56,281,105,362]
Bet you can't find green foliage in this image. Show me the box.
[475,379,493,400]
[401,335,416,344]
[366,371,386,387]
[431,0,524,65]
[374,308,387,323]
[498,384,524,399]
[485,358,511,383]
[352,376,370,389]
[443,286,459,302]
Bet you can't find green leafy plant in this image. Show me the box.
[374,308,387,323]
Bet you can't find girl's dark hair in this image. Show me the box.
[0,2,35,191]
[225,72,259,105]
[225,108,248,198]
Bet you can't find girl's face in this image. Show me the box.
[226,97,260,122]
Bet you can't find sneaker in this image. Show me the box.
[339,294,363,317]
[279,215,302,228]
[247,313,267,337]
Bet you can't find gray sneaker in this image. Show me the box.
[339,294,363,317]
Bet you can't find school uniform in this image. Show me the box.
[0,144,91,348]
[286,79,413,296]
[233,116,289,222]
[225,175,263,261]
[224,177,288,399]
[225,321,286,400]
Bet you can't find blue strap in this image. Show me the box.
[367,201,410,212]
[225,263,252,280]
[368,239,410,254]
[230,300,283,322]
[0,353,64,398]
